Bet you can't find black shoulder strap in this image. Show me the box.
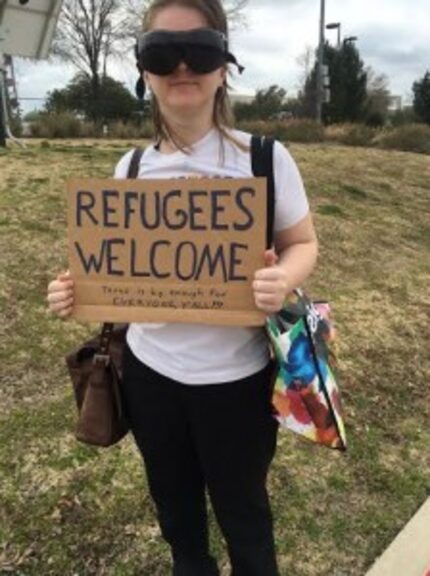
[250,135,275,249]
[100,147,144,351]
[127,147,144,179]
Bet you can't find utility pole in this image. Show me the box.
[316,0,325,123]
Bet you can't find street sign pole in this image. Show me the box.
[316,0,325,123]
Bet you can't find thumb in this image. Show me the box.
[58,270,71,281]
[264,249,279,267]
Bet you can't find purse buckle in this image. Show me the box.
[93,353,110,366]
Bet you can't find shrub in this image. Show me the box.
[107,120,154,139]
[79,122,98,138]
[237,119,324,143]
[28,115,155,140]
[388,107,417,127]
[325,123,376,147]
[107,121,140,139]
[374,124,430,155]
[324,123,346,142]
[9,114,22,137]
[235,120,268,137]
[365,111,386,128]
[139,121,155,139]
[277,119,325,143]
[30,112,82,138]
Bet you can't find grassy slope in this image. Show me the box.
[0,140,429,575]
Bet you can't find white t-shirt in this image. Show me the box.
[114,128,309,385]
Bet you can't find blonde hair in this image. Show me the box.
[142,0,246,153]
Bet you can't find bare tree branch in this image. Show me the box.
[51,0,249,119]
[296,46,315,95]
[52,0,130,79]
[225,0,248,31]
[124,0,248,35]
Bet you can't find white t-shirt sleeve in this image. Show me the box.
[113,149,135,178]
[273,141,309,232]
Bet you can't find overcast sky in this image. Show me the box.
[13,0,430,114]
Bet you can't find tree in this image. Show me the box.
[224,0,248,29]
[296,46,314,96]
[413,71,430,124]
[23,110,43,122]
[301,41,367,123]
[253,85,287,120]
[364,67,391,126]
[52,0,130,122]
[299,66,318,119]
[125,0,248,34]
[389,106,417,127]
[234,85,287,121]
[45,73,138,122]
[324,41,367,123]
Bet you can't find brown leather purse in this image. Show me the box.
[65,148,143,447]
[66,323,129,446]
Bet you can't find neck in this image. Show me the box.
[158,107,214,151]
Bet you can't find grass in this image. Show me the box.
[0,139,429,575]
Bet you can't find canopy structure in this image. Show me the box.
[0,1,64,145]
[0,0,63,59]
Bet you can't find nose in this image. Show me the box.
[176,59,189,73]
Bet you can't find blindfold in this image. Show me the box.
[135,28,244,99]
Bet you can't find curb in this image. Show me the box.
[365,498,430,576]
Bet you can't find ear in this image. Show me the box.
[219,67,227,87]
[143,71,151,89]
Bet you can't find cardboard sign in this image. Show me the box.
[68,177,267,326]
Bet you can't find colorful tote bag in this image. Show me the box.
[267,289,347,450]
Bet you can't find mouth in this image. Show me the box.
[170,81,199,87]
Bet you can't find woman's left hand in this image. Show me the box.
[253,249,290,314]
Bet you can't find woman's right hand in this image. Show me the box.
[47,271,74,319]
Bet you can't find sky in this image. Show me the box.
[11,0,430,115]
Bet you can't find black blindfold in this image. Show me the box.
[135,28,244,99]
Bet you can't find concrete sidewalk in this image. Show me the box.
[365,498,430,576]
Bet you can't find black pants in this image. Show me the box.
[121,344,279,576]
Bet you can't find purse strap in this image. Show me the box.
[95,147,144,363]
[250,135,275,249]
[127,146,144,179]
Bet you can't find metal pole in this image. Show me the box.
[0,53,24,147]
[316,0,325,123]
[337,24,341,48]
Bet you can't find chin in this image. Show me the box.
[167,96,210,114]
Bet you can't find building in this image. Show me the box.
[228,90,255,106]
[388,95,402,112]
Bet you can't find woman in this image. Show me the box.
[48,1,318,574]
